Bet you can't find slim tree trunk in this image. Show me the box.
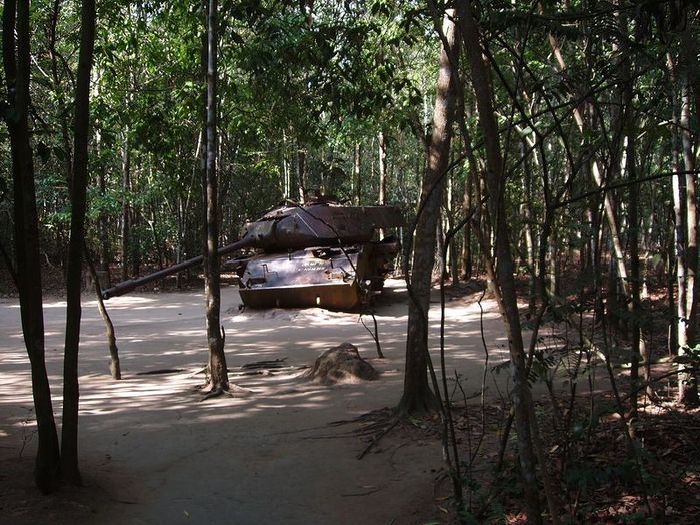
[91,68,110,284]
[461,160,473,281]
[617,12,642,415]
[399,10,459,414]
[297,146,306,203]
[353,142,361,205]
[130,195,140,278]
[204,0,228,392]
[48,0,73,186]
[61,0,96,485]
[446,172,459,285]
[97,155,111,285]
[458,1,543,521]
[522,139,537,313]
[2,0,61,493]
[282,130,290,199]
[378,131,389,239]
[545,13,631,307]
[672,129,693,402]
[627,101,641,415]
[667,205,678,355]
[121,134,130,281]
[668,50,699,404]
[378,130,387,205]
[679,76,699,404]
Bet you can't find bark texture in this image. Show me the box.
[399,10,459,414]
[204,0,229,391]
[2,0,61,493]
[61,0,96,486]
[378,130,387,205]
[353,142,362,205]
[457,1,543,521]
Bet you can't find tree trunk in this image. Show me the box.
[680,76,698,404]
[130,198,140,278]
[378,130,389,239]
[461,159,473,281]
[204,0,228,392]
[545,13,631,307]
[91,68,110,285]
[398,10,459,415]
[97,155,111,285]
[617,12,641,415]
[48,0,73,190]
[626,103,642,415]
[378,130,387,205]
[2,0,61,494]
[457,1,543,521]
[353,142,361,205]
[666,205,678,355]
[297,146,306,203]
[446,173,459,286]
[60,0,96,486]
[668,49,699,404]
[121,133,130,281]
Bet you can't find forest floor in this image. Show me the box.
[0,279,515,524]
[2,278,699,524]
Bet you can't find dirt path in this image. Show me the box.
[0,280,511,524]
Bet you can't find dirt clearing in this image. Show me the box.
[0,280,511,524]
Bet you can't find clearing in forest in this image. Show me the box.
[0,280,509,524]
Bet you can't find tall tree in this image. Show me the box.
[203,0,229,394]
[676,18,698,404]
[61,0,97,485]
[378,130,387,206]
[457,0,542,520]
[399,10,459,414]
[2,0,60,493]
[353,142,361,205]
[120,130,131,281]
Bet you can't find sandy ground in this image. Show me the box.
[0,280,513,524]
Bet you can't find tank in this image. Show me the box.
[101,197,403,311]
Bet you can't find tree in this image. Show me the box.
[457,0,542,520]
[61,0,97,485]
[669,13,699,405]
[2,0,60,493]
[203,0,229,394]
[399,9,459,415]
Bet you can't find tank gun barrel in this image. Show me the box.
[101,238,251,300]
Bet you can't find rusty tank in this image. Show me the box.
[101,197,403,311]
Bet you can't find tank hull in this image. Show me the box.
[240,283,363,310]
[236,239,399,310]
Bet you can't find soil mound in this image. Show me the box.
[305,342,379,385]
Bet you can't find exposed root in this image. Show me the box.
[329,407,402,459]
[331,406,443,460]
[187,365,208,379]
[200,385,226,401]
[199,383,256,401]
[357,417,401,459]
[228,384,256,396]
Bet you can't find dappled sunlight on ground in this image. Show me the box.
[0,280,519,524]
